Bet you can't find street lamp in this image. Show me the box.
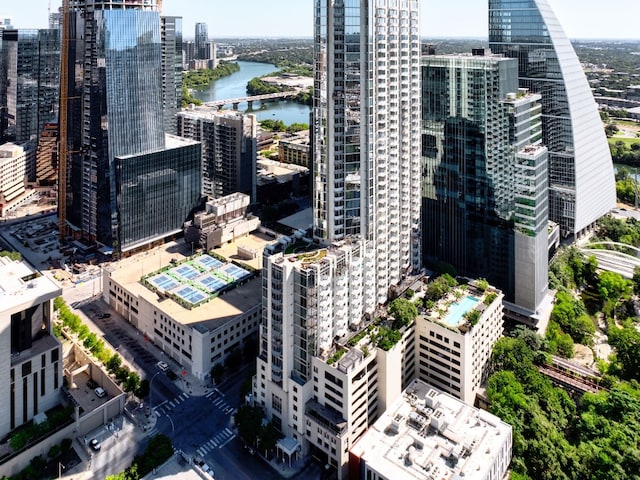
[58,462,65,479]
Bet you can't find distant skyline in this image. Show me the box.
[5,0,640,40]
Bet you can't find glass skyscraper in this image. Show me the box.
[62,1,200,255]
[195,22,208,60]
[0,29,60,144]
[489,0,615,238]
[422,52,549,316]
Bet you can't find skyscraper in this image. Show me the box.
[489,0,615,239]
[195,22,208,60]
[254,1,421,477]
[161,16,183,135]
[0,29,60,144]
[60,0,200,255]
[421,51,549,318]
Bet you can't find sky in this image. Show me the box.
[5,0,640,40]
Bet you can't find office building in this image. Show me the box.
[177,108,257,201]
[255,2,422,477]
[0,29,60,144]
[421,52,548,317]
[195,22,208,60]
[0,17,12,30]
[278,131,311,168]
[61,0,201,256]
[415,281,504,404]
[350,380,512,480]
[161,16,183,135]
[0,257,63,438]
[489,0,615,238]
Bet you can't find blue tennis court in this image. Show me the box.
[219,263,251,281]
[148,274,179,291]
[197,274,228,293]
[174,285,207,305]
[170,264,200,281]
[195,255,224,271]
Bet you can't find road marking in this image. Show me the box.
[156,399,168,409]
[205,391,216,399]
[213,398,224,407]
[196,448,205,457]
[168,401,175,408]
[219,434,235,449]
[180,392,190,400]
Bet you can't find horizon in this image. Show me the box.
[3,0,639,41]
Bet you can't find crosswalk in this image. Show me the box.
[196,428,236,457]
[205,389,233,414]
[153,392,190,416]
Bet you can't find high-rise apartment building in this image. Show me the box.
[489,0,615,238]
[177,108,257,201]
[61,0,201,255]
[0,29,60,144]
[422,52,549,317]
[195,22,208,60]
[255,1,421,478]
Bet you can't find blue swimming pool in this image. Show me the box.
[443,295,480,327]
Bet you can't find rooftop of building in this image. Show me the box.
[351,379,512,480]
[165,133,200,149]
[421,279,501,333]
[0,142,25,158]
[257,158,309,184]
[0,257,61,314]
[106,235,275,331]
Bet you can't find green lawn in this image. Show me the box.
[609,136,640,147]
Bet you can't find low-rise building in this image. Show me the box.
[0,256,62,438]
[0,142,33,217]
[103,236,274,381]
[350,379,512,480]
[415,281,504,404]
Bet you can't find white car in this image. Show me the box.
[157,361,169,372]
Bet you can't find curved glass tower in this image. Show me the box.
[489,0,615,238]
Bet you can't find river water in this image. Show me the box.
[190,61,312,126]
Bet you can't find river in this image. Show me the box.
[190,61,312,126]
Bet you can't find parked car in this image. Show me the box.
[157,361,169,372]
[89,439,101,451]
[87,379,98,389]
[94,387,106,398]
[99,313,111,319]
[166,370,178,380]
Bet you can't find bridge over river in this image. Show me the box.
[203,91,298,110]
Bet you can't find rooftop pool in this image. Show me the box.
[443,295,481,327]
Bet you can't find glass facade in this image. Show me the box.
[0,29,60,144]
[489,0,615,236]
[161,16,182,135]
[115,137,201,251]
[195,22,208,60]
[63,1,198,254]
[422,54,548,311]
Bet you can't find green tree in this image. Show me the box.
[388,298,418,327]
[235,405,265,447]
[608,326,640,380]
[107,354,123,374]
[258,421,281,456]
